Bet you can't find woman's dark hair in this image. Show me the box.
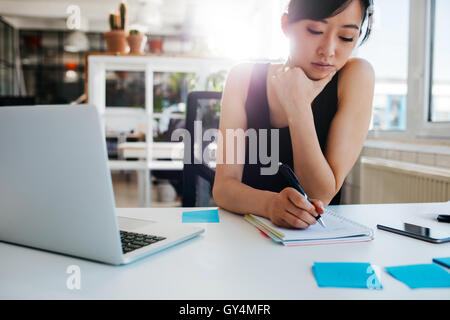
[287,0,374,45]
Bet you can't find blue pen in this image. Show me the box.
[278,162,326,228]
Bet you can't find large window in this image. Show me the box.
[19,30,105,104]
[357,0,410,131]
[429,0,450,123]
[0,18,16,96]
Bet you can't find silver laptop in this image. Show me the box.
[0,105,204,265]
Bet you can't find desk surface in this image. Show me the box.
[1,202,449,299]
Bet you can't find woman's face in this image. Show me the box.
[284,0,364,80]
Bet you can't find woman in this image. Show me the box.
[212,0,375,229]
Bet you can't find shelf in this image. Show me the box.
[149,160,184,170]
[109,160,147,171]
[152,113,185,119]
[103,109,184,119]
[108,160,183,171]
[86,55,234,206]
[22,64,85,69]
[118,142,184,160]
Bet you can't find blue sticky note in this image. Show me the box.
[182,209,219,223]
[433,257,450,269]
[312,262,383,290]
[385,264,450,289]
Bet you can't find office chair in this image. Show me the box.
[182,91,222,207]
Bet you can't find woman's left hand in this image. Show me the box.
[270,63,336,117]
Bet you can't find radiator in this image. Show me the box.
[360,157,450,204]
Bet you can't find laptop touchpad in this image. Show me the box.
[118,216,155,231]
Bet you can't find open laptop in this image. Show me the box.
[0,105,204,265]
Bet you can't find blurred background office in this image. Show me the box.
[0,0,449,207]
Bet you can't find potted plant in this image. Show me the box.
[127,29,147,54]
[103,2,128,54]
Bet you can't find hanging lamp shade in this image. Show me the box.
[64,30,89,52]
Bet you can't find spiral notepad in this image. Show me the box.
[245,208,374,246]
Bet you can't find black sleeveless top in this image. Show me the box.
[241,63,342,205]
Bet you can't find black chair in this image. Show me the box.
[182,91,222,207]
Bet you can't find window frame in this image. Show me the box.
[428,0,450,125]
[367,0,450,140]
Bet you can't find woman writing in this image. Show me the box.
[212,0,375,229]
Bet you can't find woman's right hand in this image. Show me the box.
[267,188,324,229]
[270,63,336,118]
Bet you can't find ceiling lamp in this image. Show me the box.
[129,0,162,32]
[64,30,89,52]
[64,4,89,52]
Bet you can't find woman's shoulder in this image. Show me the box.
[226,63,256,86]
[228,62,256,76]
[223,63,264,104]
[223,62,283,105]
[227,62,276,83]
[337,57,375,99]
[338,58,375,82]
[224,63,254,94]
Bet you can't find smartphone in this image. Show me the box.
[437,215,450,223]
[377,223,450,244]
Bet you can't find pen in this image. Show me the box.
[278,162,326,228]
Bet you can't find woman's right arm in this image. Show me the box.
[212,64,323,229]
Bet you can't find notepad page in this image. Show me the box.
[249,209,372,241]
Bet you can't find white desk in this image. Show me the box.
[1,202,449,299]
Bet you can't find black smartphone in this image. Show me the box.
[377,223,450,244]
[437,215,450,223]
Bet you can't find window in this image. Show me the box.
[429,0,450,123]
[356,0,410,131]
[0,18,16,96]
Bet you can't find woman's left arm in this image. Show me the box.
[288,58,375,206]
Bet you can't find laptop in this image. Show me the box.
[0,105,204,265]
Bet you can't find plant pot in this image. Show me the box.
[103,30,128,54]
[126,34,147,54]
[148,38,163,54]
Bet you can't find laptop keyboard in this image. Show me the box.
[120,230,166,254]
